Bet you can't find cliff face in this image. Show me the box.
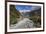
[20,8,41,18]
[10,5,21,24]
[29,8,41,27]
[10,5,41,28]
[30,8,41,16]
[21,8,41,27]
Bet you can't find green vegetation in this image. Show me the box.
[10,5,41,28]
[29,8,41,27]
[29,16,41,27]
[10,5,20,24]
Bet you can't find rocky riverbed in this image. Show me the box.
[10,18,36,29]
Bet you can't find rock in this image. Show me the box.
[10,18,34,29]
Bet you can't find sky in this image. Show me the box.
[15,5,32,10]
[15,5,41,12]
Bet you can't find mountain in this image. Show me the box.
[20,8,41,17]
[10,5,21,24]
[30,8,41,16]
[21,8,41,26]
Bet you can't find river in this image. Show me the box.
[10,18,35,29]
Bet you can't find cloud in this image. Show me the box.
[15,5,41,12]
[19,10,31,12]
[15,5,32,10]
[31,6,41,11]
